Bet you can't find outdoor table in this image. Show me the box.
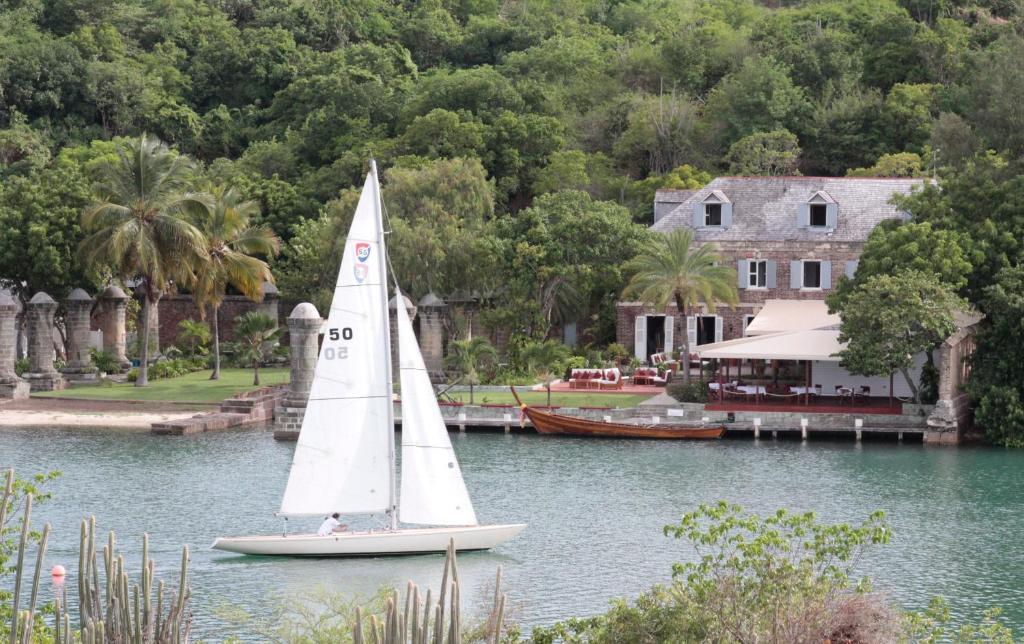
[737,385,767,403]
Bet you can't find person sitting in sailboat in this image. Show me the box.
[317,513,348,536]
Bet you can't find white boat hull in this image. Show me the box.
[211,523,527,557]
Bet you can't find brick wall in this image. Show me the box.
[157,294,280,350]
[616,240,865,354]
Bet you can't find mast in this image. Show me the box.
[370,159,399,531]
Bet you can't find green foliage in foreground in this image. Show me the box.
[531,502,1013,644]
[32,368,289,404]
[1,469,192,643]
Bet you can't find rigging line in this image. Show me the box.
[374,164,403,291]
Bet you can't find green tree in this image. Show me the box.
[846,152,925,177]
[704,55,809,150]
[828,220,972,310]
[0,157,98,329]
[831,270,966,404]
[519,339,571,407]
[495,191,651,342]
[79,134,208,387]
[622,229,738,383]
[384,157,498,298]
[188,185,280,380]
[968,266,1024,447]
[233,311,282,386]
[724,129,801,176]
[443,337,497,404]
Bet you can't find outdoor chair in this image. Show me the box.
[598,368,623,390]
[855,385,871,400]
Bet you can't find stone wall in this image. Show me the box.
[156,293,279,351]
[926,317,982,443]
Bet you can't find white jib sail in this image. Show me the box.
[396,292,478,526]
[280,170,393,516]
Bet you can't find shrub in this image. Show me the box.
[13,358,28,377]
[89,348,120,374]
[604,342,630,364]
[667,381,707,403]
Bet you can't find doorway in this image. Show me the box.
[645,315,665,359]
[697,316,717,345]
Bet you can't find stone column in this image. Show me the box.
[0,292,29,399]
[388,294,416,371]
[275,303,322,436]
[417,292,447,382]
[259,282,280,327]
[99,286,131,372]
[62,288,99,382]
[22,292,66,391]
[285,303,321,408]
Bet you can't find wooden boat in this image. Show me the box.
[510,387,726,440]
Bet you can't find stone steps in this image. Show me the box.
[150,385,285,435]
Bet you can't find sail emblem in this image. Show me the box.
[355,242,371,262]
[354,263,369,283]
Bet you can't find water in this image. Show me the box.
[2,427,1023,639]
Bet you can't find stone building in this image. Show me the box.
[618,177,927,360]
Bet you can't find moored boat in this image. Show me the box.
[510,387,726,440]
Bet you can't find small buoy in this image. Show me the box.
[51,565,66,577]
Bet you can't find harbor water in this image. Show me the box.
[2,426,1023,639]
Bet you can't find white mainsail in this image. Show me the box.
[279,169,393,516]
[396,292,478,526]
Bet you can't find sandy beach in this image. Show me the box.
[0,398,211,430]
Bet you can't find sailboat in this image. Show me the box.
[212,162,526,556]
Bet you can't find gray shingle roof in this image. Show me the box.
[654,188,697,224]
[652,177,927,242]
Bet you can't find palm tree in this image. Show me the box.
[520,339,571,406]
[188,185,280,380]
[234,311,282,386]
[444,337,497,404]
[80,134,209,387]
[622,228,738,384]
[177,319,211,357]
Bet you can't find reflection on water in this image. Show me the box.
[3,427,1023,640]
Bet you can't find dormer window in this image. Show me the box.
[798,191,837,230]
[810,204,828,227]
[705,203,722,226]
[691,190,732,229]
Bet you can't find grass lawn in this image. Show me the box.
[32,368,289,404]
[444,390,652,408]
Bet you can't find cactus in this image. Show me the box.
[2,469,191,643]
[353,539,510,644]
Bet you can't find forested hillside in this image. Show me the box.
[2,0,1024,348]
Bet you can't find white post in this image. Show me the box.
[855,418,863,442]
[801,418,808,441]
[603,415,611,423]
[652,416,660,425]
[503,412,511,433]
[458,411,467,432]
[753,417,761,439]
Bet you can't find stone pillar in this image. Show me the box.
[62,288,99,382]
[417,292,447,382]
[285,303,321,408]
[275,303,322,436]
[0,292,29,399]
[22,292,65,391]
[388,294,416,371]
[99,286,131,372]
[259,282,280,327]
